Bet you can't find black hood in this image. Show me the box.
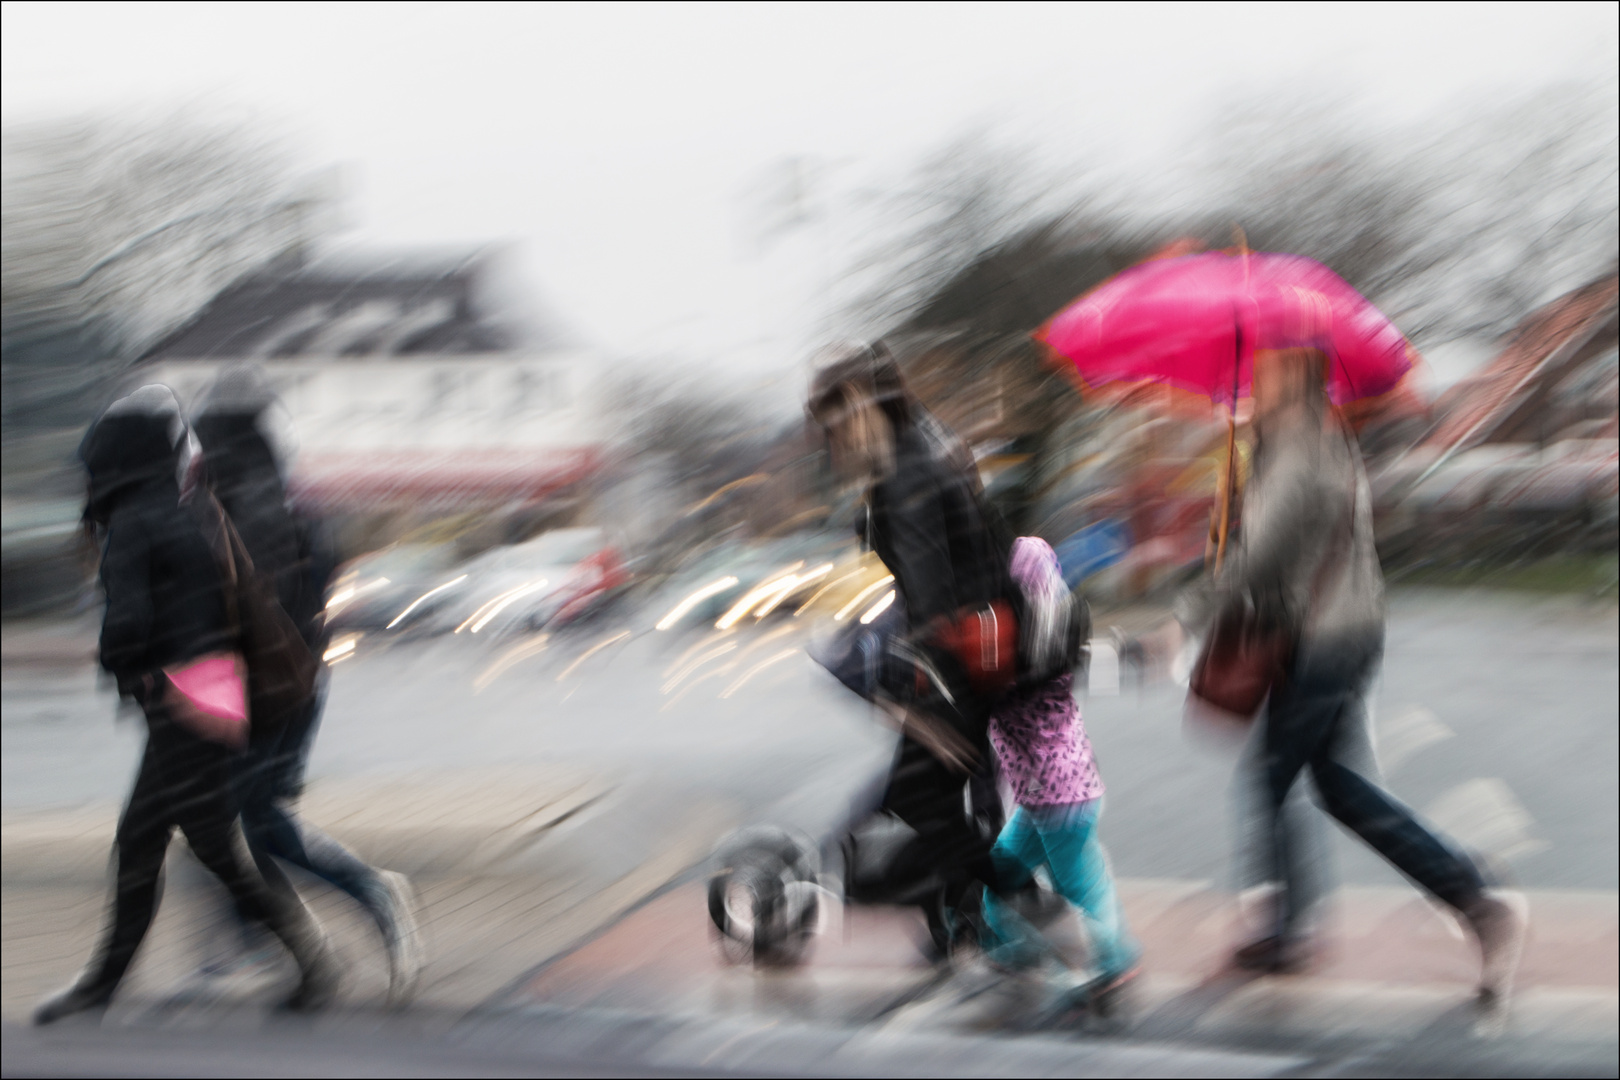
[192,409,285,498]
[80,411,182,525]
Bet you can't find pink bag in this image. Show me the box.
[162,653,249,749]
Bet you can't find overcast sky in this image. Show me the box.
[4,1,1616,388]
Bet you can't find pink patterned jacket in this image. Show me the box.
[988,538,1104,806]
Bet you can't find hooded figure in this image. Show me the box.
[81,386,229,687]
[34,386,338,1026]
[190,366,423,1004]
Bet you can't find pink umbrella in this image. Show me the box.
[1036,250,1416,407]
[1035,250,1419,566]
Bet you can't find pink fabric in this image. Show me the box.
[991,673,1102,806]
[164,654,246,721]
[1037,251,1415,407]
[991,538,1102,806]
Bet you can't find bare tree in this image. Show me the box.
[2,112,330,437]
[1206,83,1619,343]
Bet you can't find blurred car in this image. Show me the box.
[324,542,463,633]
[423,527,628,639]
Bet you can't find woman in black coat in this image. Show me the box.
[34,387,337,1025]
[807,345,1015,952]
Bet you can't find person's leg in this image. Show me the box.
[1258,671,1344,945]
[1032,801,1140,979]
[34,740,176,1023]
[1307,700,1486,915]
[249,695,423,1003]
[1303,656,1523,997]
[1233,720,1332,943]
[979,807,1050,968]
[879,735,992,890]
[173,738,338,1011]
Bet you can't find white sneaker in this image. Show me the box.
[1465,892,1527,1005]
[378,871,424,1006]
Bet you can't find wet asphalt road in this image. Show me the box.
[6,587,1616,892]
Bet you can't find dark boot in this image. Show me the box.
[33,978,117,1025]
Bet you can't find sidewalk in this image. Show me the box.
[0,767,739,1021]
[512,878,1617,1073]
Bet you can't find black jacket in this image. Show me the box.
[82,413,233,684]
[866,425,1014,629]
[193,411,332,651]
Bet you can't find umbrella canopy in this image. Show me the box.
[1036,251,1416,408]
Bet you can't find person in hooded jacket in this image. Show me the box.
[191,366,423,1004]
[807,344,1015,953]
[34,386,338,1025]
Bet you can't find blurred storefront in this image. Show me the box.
[133,247,606,558]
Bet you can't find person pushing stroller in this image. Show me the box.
[805,343,1018,954]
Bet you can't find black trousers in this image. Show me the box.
[77,703,312,994]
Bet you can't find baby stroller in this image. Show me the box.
[707,588,1089,970]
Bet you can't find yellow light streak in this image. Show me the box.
[661,640,738,694]
[474,633,552,692]
[324,576,390,616]
[715,562,805,629]
[755,563,832,618]
[655,576,739,631]
[465,579,549,634]
[834,575,895,621]
[859,590,896,624]
[556,630,632,682]
[322,636,358,663]
[794,567,866,615]
[386,575,468,629]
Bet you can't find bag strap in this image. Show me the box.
[202,493,243,642]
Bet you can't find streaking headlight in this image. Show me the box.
[386,575,469,629]
[655,576,739,631]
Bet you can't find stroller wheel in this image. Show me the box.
[708,853,819,969]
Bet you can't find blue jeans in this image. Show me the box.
[982,799,1140,979]
[234,688,390,927]
[1263,634,1485,939]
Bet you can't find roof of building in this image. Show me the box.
[1423,274,1619,453]
[139,246,550,362]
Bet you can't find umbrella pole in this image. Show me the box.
[1214,308,1243,575]
[1214,411,1236,573]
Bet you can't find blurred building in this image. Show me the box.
[135,247,605,556]
[1377,274,1619,562]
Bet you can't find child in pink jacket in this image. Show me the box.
[982,537,1140,993]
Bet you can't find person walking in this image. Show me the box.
[1192,347,1523,998]
[35,387,338,1024]
[980,537,1141,1003]
[191,367,423,1004]
[807,344,1016,953]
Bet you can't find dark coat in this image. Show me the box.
[192,411,332,651]
[82,413,233,685]
[865,424,1014,629]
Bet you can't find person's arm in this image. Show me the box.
[873,697,978,773]
[98,513,154,692]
